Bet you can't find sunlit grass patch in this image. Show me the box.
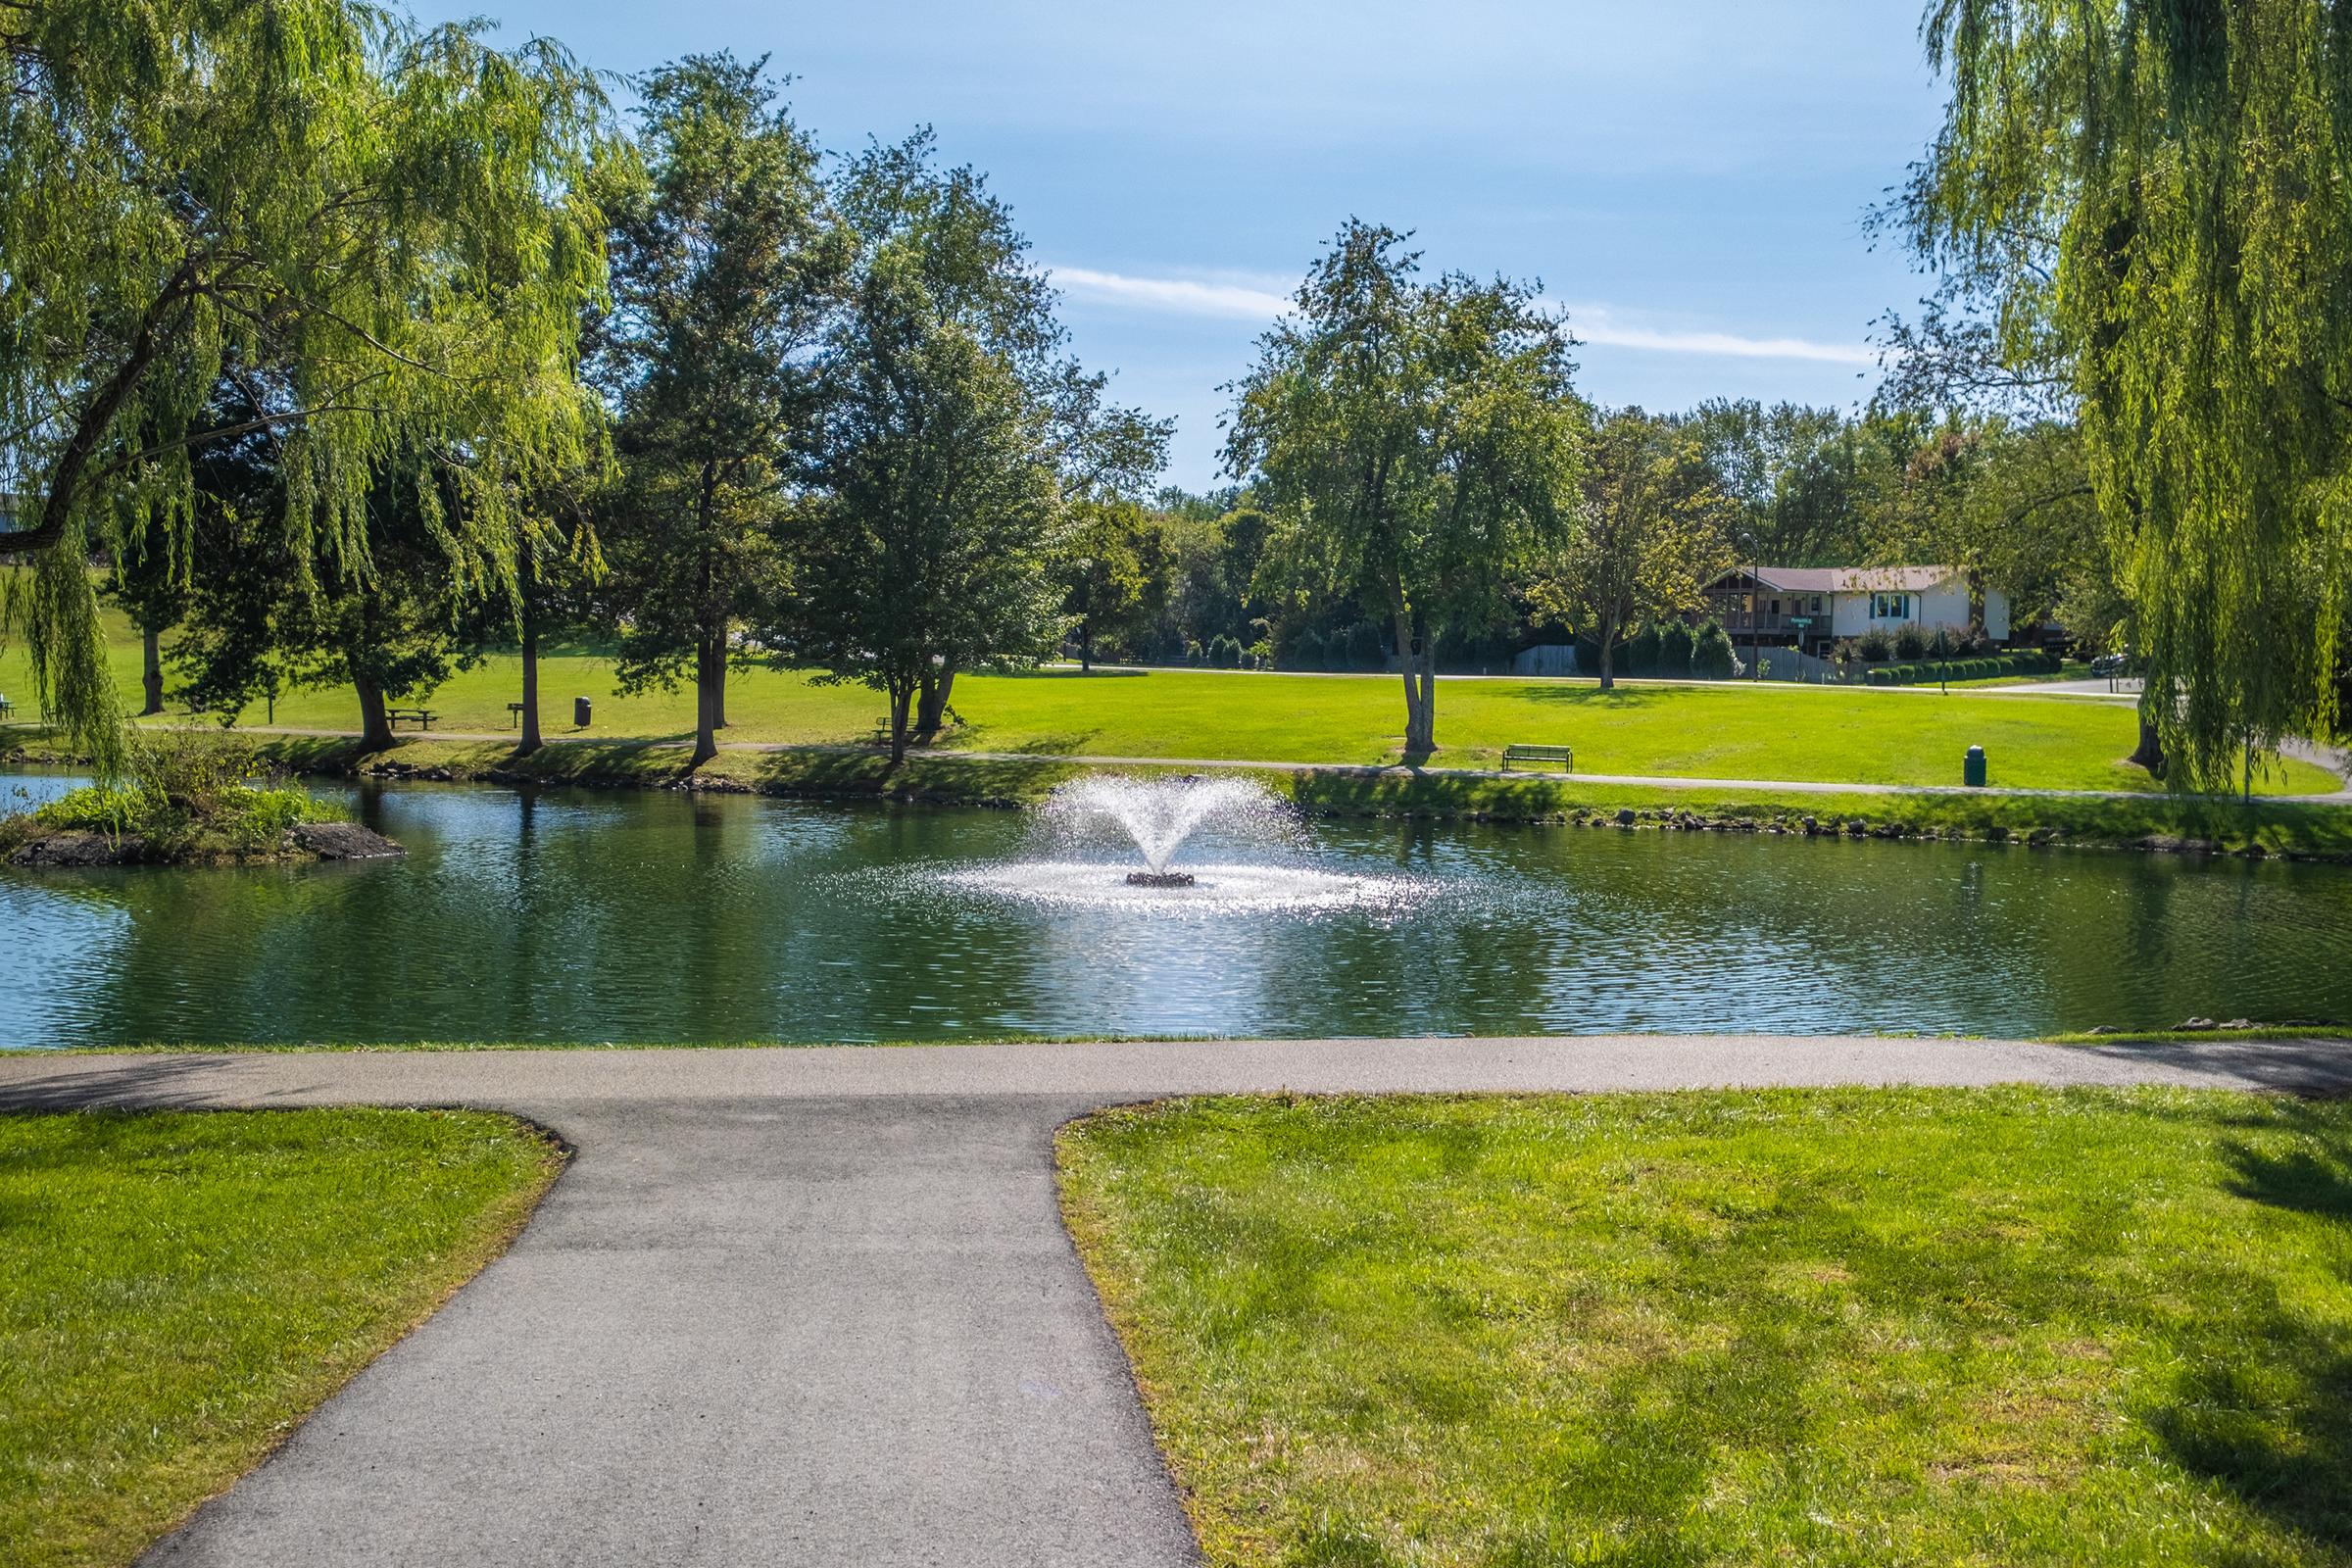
[0,1108,564,1567]
[1060,1087,2352,1566]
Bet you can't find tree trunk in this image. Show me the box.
[139,623,164,715]
[691,635,721,767]
[1079,623,1093,673]
[2130,713,2166,779]
[916,666,956,734]
[1392,606,1426,756]
[888,682,913,766]
[1596,612,1619,692]
[517,612,542,755]
[1410,645,1438,754]
[355,675,393,754]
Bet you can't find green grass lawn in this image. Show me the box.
[2,615,2335,795]
[1060,1088,2352,1568]
[0,1108,564,1568]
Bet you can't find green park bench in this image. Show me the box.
[1501,743,1574,772]
[387,707,438,731]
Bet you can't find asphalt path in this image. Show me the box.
[7,1034,2351,1567]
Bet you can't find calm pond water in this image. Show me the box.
[3,770,2349,1047]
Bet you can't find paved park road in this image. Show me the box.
[6,1035,2351,1568]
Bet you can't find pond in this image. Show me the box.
[3,770,2348,1048]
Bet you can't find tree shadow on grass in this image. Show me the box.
[742,746,1070,802]
[1512,684,1678,711]
[937,726,1099,758]
[510,737,701,779]
[979,666,1148,680]
[2143,1102,2352,1548]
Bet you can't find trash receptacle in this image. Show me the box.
[573,696,592,729]
[1964,744,1986,787]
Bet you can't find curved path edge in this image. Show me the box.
[7,1035,2351,1568]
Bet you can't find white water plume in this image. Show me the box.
[1040,775,1290,873]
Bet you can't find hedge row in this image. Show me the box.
[1860,652,2062,685]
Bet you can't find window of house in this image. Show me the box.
[1811,596,1823,613]
[1871,592,1911,619]
[1770,599,1781,614]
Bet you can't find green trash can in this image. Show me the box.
[1964,745,1986,787]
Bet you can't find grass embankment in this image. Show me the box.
[3,609,2333,795]
[12,726,2344,858]
[17,730,2327,860]
[0,1108,564,1568]
[1060,1088,2352,1568]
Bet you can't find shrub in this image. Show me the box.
[22,734,333,858]
[1284,629,1323,671]
[1346,621,1386,670]
[1690,621,1737,678]
[1856,626,1895,662]
[1893,622,1930,661]
[1623,624,1661,676]
[1656,621,1694,677]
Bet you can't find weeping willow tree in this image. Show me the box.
[0,1,613,771]
[1903,0,2352,790]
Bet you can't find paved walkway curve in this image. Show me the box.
[6,1035,2352,1568]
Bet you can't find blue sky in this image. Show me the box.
[430,2,1952,489]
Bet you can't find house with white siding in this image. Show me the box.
[1698,565,2012,658]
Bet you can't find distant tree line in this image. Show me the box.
[6,1,2342,781]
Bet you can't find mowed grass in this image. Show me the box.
[1059,1088,2352,1568]
[1,612,2333,794]
[0,1108,564,1568]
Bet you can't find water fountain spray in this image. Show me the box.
[1043,775,1284,886]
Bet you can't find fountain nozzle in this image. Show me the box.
[1124,870,1197,888]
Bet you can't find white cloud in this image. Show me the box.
[1568,307,1878,367]
[1049,265,1293,320]
[1047,264,1876,366]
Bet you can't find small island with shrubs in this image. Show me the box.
[2,735,397,869]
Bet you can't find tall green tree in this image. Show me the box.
[1902,0,2352,789]
[1682,400,1886,567]
[1529,410,1737,690]
[172,386,475,753]
[104,513,190,716]
[590,53,846,767]
[0,0,612,770]
[1057,500,1166,671]
[780,132,1163,750]
[473,498,602,756]
[786,270,1065,764]
[1224,221,1578,753]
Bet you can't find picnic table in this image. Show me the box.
[386,707,438,732]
